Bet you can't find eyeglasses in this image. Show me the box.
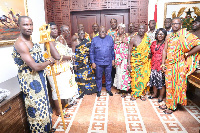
[157,33,165,36]
[172,23,181,25]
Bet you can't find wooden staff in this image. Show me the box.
[39,24,66,131]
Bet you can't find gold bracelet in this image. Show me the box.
[160,64,165,68]
[59,55,63,62]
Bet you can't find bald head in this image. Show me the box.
[60,25,70,37]
[77,23,84,31]
[138,24,146,36]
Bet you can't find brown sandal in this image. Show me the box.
[140,96,146,101]
[163,109,173,114]
[121,93,126,98]
[159,105,167,110]
[130,96,136,101]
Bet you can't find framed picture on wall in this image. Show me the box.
[0,0,28,47]
[164,1,200,31]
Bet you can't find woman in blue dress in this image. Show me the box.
[12,16,55,132]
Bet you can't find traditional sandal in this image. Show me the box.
[64,113,70,118]
[163,109,173,114]
[148,95,157,99]
[158,99,163,103]
[140,96,146,101]
[159,105,167,110]
[130,96,136,101]
[121,93,126,98]
[49,128,56,133]
[59,112,70,118]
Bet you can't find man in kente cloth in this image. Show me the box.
[128,24,151,101]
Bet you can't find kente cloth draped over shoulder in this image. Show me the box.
[75,32,91,42]
[75,39,97,96]
[130,34,151,98]
[44,41,78,100]
[114,36,131,91]
[165,28,200,110]
[107,28,119,40]
[12,44,52,132]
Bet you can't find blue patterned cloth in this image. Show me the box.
[12,43,52,133]
[75,39,97,96]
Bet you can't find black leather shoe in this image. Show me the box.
[107,91,113,96]
[97,91,101,97]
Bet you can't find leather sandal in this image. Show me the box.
[140,96,146,101]
[159,105,167,110]
[49,128,56,133]
[158,99,163,103]
[130,96,136,101]
[121,93,126,98]
[163,109,173,114]
[148,95,157,99]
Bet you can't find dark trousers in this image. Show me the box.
[111,66,116,85]
[95,63,112,92]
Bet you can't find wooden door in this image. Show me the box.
[71,11,100,35]
[71,9,129,36]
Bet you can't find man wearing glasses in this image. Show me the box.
[160,17,200,114]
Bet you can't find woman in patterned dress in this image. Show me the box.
[148,28,167,102]
[45,23,78,116]
[12,16,55,132]
[113,23,131,97]
[74,29,97,98]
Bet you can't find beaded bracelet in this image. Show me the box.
[160,64,165,68]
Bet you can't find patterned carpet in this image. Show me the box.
[52,87,200,133]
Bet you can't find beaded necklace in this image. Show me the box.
[155,40,164,51]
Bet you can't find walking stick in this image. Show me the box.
[39,24,66,131]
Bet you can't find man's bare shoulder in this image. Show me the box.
[14,38,29,54]
[131,34,139,41]
[71,40,78,46]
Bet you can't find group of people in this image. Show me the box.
[12,15,200,132]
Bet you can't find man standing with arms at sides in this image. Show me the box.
[127,22,137,38]
[160,17,200,114]
[146,20,156,43]
[164,18,173,34]
[190,16,200,38]
[128,24,151,101]
[90,23,99,39]
[90,26,115,97]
